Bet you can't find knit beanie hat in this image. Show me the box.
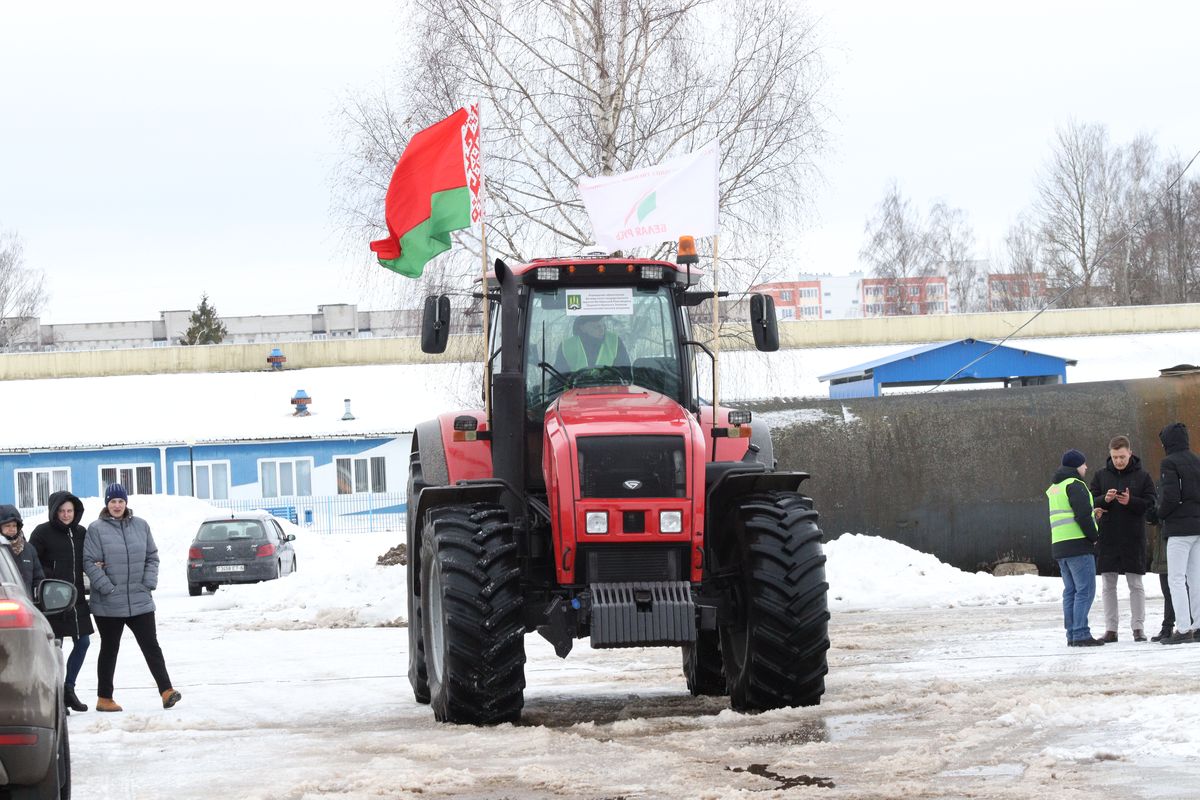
[1061,449,1086,469]
[105,483,129,503]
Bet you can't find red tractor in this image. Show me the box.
[406,245,829,724]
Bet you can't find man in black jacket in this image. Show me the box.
[1157,422,1200,645]
[1090,435,1156,642]
[30,491,93,712]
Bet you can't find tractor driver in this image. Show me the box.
[553,314,631,375]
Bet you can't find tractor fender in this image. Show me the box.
[413,419,449,487]
[413,482,509,539]
[704,467,810,546]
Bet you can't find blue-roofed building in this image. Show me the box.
[817,338,1076,399]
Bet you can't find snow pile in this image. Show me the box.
[824,533,1061,610]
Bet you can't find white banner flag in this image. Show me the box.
[578,140,719,253]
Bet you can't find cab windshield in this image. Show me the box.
[524,285,684,415]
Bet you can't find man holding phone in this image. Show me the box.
[1090,435,1156,642]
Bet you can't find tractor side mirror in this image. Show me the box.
[421,295,452,354]
[749,294,780,352]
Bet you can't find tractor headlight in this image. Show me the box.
[536,267,560,281]
[660,510,682,533]
[585,511,608,534]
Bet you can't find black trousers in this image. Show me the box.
[94,612,173,698]
[1161,573,1176,630]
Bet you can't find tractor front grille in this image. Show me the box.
[577,435,686,499]
[577,544,688,584]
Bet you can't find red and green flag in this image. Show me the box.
[369,104,483,278]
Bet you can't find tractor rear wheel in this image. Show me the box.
[717,491,829,712]
[406,453,430,704]
[682,627,726,696]
[421,502,526,724]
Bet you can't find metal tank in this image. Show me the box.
[751,372,1200,574]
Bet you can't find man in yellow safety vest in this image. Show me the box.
[555,315,631,374]
[1047,449,1103,647]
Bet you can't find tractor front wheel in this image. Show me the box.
[717,491,829,712]
[421,502,526,724]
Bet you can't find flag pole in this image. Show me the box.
[711,234,720,461]
[481,219,492,425]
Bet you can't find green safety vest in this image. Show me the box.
[563,332,618,370]
[1046,476,1089,543]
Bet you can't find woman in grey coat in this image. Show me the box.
[83,484,181,712]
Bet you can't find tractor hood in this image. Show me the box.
[551,386,693,436]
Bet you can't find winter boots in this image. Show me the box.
[96,697,123,712]
[161,688,182,709]
[1133,629,1147,642]
[64,684,88,713]
[1151,625,1175,642]
[1101,631,1118,643]
[1160,629,1196,645]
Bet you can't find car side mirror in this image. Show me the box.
[286,534,296,542]
[749,293,780,352]
[421,295,452,354]
[36,579,77,615]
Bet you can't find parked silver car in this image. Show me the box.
[186,512,297,596]
[0,545,76,799]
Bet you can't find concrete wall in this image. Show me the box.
[754,372,1200,574]
[1,303,1196,381]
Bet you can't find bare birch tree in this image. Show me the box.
[0,229,47,352]
[859,182,935,314]
[336,0,829,307]
[927,201,978,312]
[1034,121,1121,307]
[1153,156,1200,304]
[989,216,1045,311]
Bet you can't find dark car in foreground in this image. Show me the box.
[0,545,76,800]
[186,512,297,596]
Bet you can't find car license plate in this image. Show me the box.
[215,565,244,573]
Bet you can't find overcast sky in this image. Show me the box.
[2,1,1198,324]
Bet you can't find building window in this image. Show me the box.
[175,462,230,500]
[336,456,387,494]
[801,305,820,317]
[780,290,793,302]
[16,468,70,508]
[99,464,154,495]
[908,286,920,297]
[927,285,944,297]
[800,287,819,299]
[260,459,314,497]
[778,307,796,320]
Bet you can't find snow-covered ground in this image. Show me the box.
[61,496,1200,799]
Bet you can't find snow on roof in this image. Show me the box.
[0,362,484,451]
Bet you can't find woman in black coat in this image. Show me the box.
[1089,436,1156,642]
[30,491,93,713]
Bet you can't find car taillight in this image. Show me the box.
[0,733,38,745]
[188,547,202,559]
[256,543,276,558]
[0,599,35,629]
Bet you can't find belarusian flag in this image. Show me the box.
[369,104,483,278]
